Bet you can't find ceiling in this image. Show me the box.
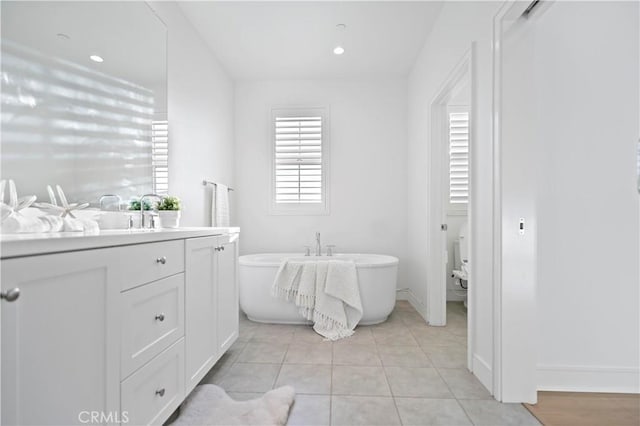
[179,1,443,81]
[2,2,166,91]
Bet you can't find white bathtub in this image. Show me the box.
[239,253,399,325]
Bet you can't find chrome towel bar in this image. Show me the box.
[202,180,234,191]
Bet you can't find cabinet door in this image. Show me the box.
[185,237,218,394]
[217,234,239,354]
[1,249,120,426]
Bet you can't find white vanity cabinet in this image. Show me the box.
[185,233,239,394]
[216,235,239,355]
[1,248,121,426]
[0,228,239,426]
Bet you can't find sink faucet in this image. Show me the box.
[139,194,162,229]
[315,232,322,256]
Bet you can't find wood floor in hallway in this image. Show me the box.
[524,391,640,426]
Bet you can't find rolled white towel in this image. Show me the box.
[62,217,99,233]
[39,215,64,232]
[81,219,100,234]
[1,213,48,234]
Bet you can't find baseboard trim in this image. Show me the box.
[396,288,425,319]
[395,288,410,301]
[473,354,493,394]
[537,365,640,394]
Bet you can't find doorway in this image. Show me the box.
[426,48,474,370]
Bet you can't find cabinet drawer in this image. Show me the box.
[121,338,185,426]
[119,240,184,291]
[121,274,185,379]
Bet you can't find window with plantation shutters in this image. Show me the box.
[151,119,168,195]
[271,108,328,214]
[448,109,469,207]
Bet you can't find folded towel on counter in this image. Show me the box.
[39,215,64,232]
[1,213,48,234]
[1,204,12,222]
[1,207,99,234]
[272,259,362,340]
[63,217,100,234]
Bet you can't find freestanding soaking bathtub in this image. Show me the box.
[239,253,399,325]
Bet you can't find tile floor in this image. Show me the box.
[200,301,540,426]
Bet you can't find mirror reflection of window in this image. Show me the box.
[152,118,168,196]
[0,2,167,205]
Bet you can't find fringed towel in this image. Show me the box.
[272,259,363,340]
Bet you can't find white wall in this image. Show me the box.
[407,1,502,392]
[234,79,408,287]
[531,1,639,393]
[148,2,235,227]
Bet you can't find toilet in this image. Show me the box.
[452,222,469,307]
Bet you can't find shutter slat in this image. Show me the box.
[273,113,324,204]
[152,120,168,195]
[448,111,469,205]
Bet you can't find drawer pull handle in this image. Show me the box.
[215,246,225,252]
[155,388,165,397]
[0,288,20,302]
[155,313,165,322]
[156,256,167,264]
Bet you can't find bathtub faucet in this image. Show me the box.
[315,232,322,256]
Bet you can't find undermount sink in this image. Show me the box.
[100,211,179,230]
[99,211,143,230]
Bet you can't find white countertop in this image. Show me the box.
[1,227,240,259]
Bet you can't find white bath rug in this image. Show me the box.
[170,384,295,426]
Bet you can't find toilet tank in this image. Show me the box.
[459,222,469,263]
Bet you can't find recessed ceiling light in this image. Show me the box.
[333,46,345,55]
[89,55,104,63]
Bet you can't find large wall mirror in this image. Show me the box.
[1,1,167,206]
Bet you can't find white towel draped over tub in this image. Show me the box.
[271,260,363,340]
[210,183,230,227]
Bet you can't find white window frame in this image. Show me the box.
[151,117,168,196]
[270,107,330,215]
[445,105,470,215]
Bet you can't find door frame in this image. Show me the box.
[426,46,474,370]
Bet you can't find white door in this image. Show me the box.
[427,99,452,327]
[185,236,219,394]
[494,1,541,403]
[1,249,120,425]
[216,235,239,354]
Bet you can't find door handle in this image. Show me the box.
[1,288,20,302]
